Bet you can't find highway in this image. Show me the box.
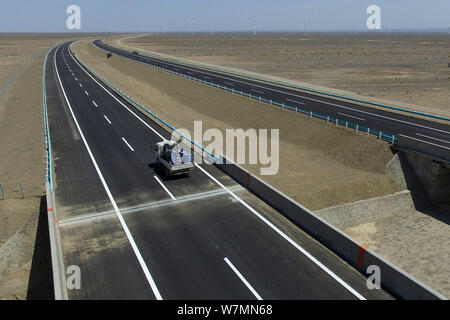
[43,41,394,299]
[94,40,450,161]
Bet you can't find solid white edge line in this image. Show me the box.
[337,112,366,122]
[250,89,264,94]
[72,42,365,299]
[153,175,176,200]
[68,49,165,140]
[224,257,263,300]
[400,134,450,150]
[104,115,111,124]
[415,133,450,145]
[121,137,135,151]
[194,163,366,300]
[54,44,162,300]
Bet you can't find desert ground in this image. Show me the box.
[109,33,450,118]
[0,34,111,299]
[73,38,449,296]
[0,32,448,299]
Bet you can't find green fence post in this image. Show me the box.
[19,181,24,199]
[0,182,4,200]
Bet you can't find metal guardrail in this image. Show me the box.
[43,44,60,192]
[99,41,450,123]
[93,41,397,144]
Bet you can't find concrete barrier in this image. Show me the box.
[215,156,446,300]
[45,180,66,300]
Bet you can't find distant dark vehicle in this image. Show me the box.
[132,51,139,55]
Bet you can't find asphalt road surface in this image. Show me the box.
[45,41,393,299]
[94,39,450,160]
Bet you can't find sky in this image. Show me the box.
[0,0,449,33]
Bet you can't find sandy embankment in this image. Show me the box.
[0,48,46,299]
[109,33,450,119]
[74,41,399,211]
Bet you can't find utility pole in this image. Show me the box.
[252,19,256,37]
[304,21,307,36]
[192,20,195,37]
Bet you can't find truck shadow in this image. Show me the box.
[147,162,191,182]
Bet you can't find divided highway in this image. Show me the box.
[45,41,394,299]
[94,39,450,161]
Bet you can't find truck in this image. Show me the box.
[154,140,193,177]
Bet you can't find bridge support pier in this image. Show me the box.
[388,152,450,206]
[404,152,450,205]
